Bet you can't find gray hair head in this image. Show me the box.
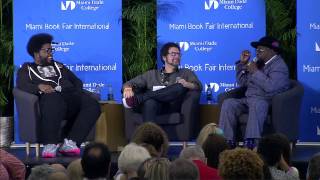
[179,145,206,161]
[307,152,320,180]
[118,143,151,173]
[28,164,55,180]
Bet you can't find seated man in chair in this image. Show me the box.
[16,33,101,158]
[122,42,202,121]
[218,36,290,149]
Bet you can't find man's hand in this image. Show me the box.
[38,84,55,93]
[123,87,134,98]
[247,62,258,73]
[177,79,195,89]
[240,50,251,64]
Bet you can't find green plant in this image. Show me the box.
[122,0,157,81]
[266,0,296,79]
[0,0,14,116]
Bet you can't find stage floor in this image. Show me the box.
[4,143,320,179]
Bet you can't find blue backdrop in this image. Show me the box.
[157,0,266,103]
[297,0,320,141]
[13,0,122,142]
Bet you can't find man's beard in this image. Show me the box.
[39,57,52,66]
[166,60,180,68]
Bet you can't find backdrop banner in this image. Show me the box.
[297,0,320,141]
[157,0,266,103]
[13,0,122,142]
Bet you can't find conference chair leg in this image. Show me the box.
[26,142,30,156]
[35,143,40,157]
[183,141,188,149]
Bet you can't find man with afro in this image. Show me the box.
[16,33,101,158]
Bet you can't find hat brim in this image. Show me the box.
[251,41,282,53]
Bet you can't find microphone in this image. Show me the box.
[242,57,258,74]
[252,57,258,62]
[247,57,258,65]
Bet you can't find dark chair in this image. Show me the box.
[124,90,201,142]
[217,80,304,143]
[13,87,99,156]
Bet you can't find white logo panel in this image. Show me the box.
[61,1,76,11]
[204,0,219,10]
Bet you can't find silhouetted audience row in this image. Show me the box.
[11,121,320,180]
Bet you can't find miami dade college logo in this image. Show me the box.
[315,42,320,52]
[179,42,190,51]
[61,1,76,11]
[204,0,219,10]
[206,82,220,92]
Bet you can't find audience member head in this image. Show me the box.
[169,158,199,180]
[140,143,159,157]
[28,164,55,180]
[202,133,229,168]
[118,143,151,178]
[272,133,292,164]
[219,148,264,180]
[67,159,83,180]
[257,134,284,166]
[131,122,169,157]
[196,123,224,147]
[138,157,171,180]
[50,163,66,172]
[48,171,69,180]
[306,152,320,180]
[179,145,206,162]
[27,33,53,57]
[81,142,111,179]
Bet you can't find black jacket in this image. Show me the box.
[16,60,83,95]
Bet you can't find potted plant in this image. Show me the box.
[266,0,296,79]
[122,0,157,81]
[0,0,14,147]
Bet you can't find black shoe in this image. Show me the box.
[244,138,257,150]
[227,140,237,149]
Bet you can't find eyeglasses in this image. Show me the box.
[167,52,181,57]
[256,48,265,53]
[41,48,55,54]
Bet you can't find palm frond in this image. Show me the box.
[266,0,296,79]
[123,0,156,81]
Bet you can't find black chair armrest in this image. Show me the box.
[271,80,304,141]
[83,90,100,101]
[13,87,40,142]
[217,87,247,106]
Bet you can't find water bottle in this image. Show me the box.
[107,84,114,101]
[95,84,101,100]
[206,83,213,104]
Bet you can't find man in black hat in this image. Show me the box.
[16,33,101,158]
[218,36,290,149]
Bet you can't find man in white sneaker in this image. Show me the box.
[122,42,202,121]
[16,33,101,158]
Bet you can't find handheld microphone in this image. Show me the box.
[242,57,258,74]
[252,57,258,62]
[247,57,258,65]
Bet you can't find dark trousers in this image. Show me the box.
[39,91,101,144]
[135,83,188,121]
